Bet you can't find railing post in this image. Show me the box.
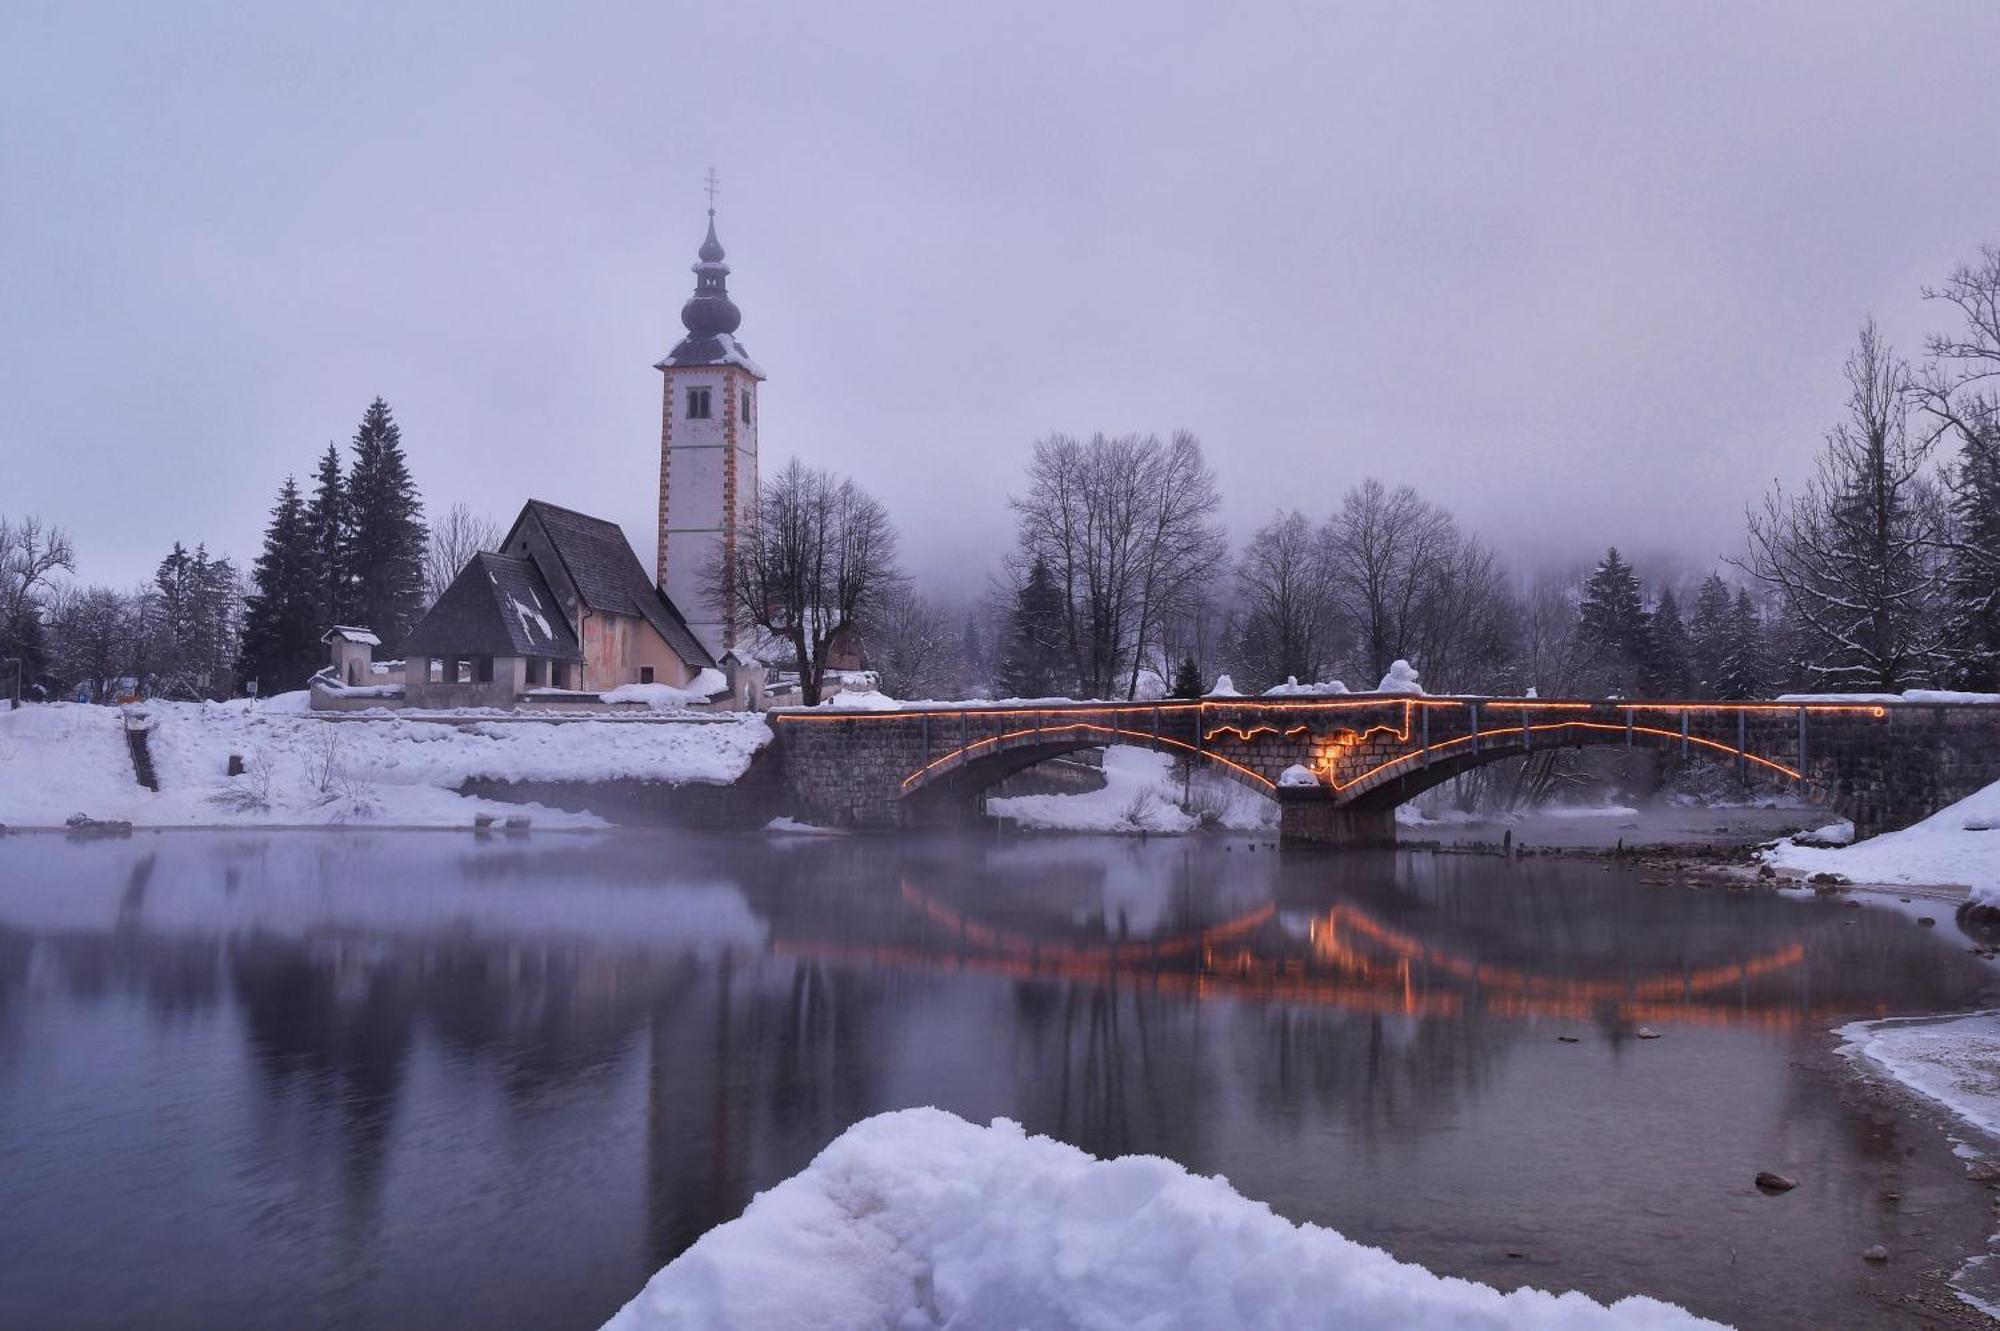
[1625,708,1634,749]
[1521,706,1531,752]
[1736,710,1748,782]
[1680,708,1690,760]
[922,713,930,767]
[1796,705,1808,788]
[1420,705,1430,762]
[1469,701,1480,754]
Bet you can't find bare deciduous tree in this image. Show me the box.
[1232,510,1339,690]
[1738,321,1947,690]
[1009,431,1224,698]
[422,502,504,608]
[0,515,76,687]
[716,459,900,706]
[869,585,964,700]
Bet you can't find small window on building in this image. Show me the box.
[427,658,443,684]
[639,666,655,684]
[686,386,712,420]
[455,659,472,684]
[740,392,752,424]
[475,656,494,683]
[526,658,545,686]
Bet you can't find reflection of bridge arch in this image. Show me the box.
[774,881,1822,1030]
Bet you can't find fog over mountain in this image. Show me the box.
[5,2,1998,595]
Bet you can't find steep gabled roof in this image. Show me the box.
[510,500,717,670]
[400,551,584,662]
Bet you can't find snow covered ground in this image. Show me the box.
[986,746,1275,834]
[1763,777,2000,900]
[600,1107,1722,1331]
[0,699,770,830]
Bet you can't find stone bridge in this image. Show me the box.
[768,695,2000,847]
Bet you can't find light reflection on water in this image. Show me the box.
[0,830,1991,1330]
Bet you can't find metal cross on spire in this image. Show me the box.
[704,166,720,215]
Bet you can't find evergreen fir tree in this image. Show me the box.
[303,441,352,632]
[1942,424,2000,689]
[1718,588,1769,698]
[341,398,427,651]
[1170,655,1204,699]
[1576,548,1650,695]
[1640,586,1691,696]
[1688,573,1733,697]
[996,558,1068,698]
[238,478,321,694]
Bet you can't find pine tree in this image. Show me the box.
[996,558,1068,698]
[341,398,427,651]
[1719,588,1769,698]
[1641,586,1691,696]
[238,479,321,694]
[1170,655,1204,699]
[1576,548,1650,695]
[1688,573,1733,697]
[303,441,352,632]
[1942,424,2000,688]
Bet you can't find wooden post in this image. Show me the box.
[1736,710,1748,782]
[1680,708,1690,760]
[1796,705,1808,788]
[1469,701,1480,753]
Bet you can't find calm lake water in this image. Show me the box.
[0,829,1994,1330]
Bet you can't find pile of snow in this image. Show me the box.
[1206,674,1243,697]
[600,1108,1720,1331]
[818,688,901,711]
[1763,776,2000,898]
[0,699,770,830]
[600,668,729,709]
[1375,659,1425,695]
[1277,763,1321,788]
[1265,676,1349,696]
[765,816,845,837]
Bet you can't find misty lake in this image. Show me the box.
[0,828,1994,1329]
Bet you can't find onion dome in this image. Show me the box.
[680,212,741,336]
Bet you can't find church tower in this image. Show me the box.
[655,201,763,658]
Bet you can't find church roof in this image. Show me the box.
[655,330,766,377]
[401,552,584,662]
[510,500,717,670]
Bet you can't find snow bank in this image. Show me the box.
[1278,763,1320,788]
[1265,676,1349,696]
[1763,776,2000,897]
[1376,659,1425,694]
[601,1108,1720,1331]
[1206,674,1242,697]
[0,700,770,830]
[1774,690,2000,704]
[1839,1012,2000,1142]
[600,668,728,709]
[988,746,1197,834]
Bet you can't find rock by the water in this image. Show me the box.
[1755,1171,1798,1193]
[1636,1028,1661,1040]
[1861,1245,1888,1262]
[1556,1035,1581,1044]
[1918,917,1937,927]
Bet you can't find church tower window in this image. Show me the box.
[686,387,712,419]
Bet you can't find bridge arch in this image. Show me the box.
[1325,716,1809,812]
[896,718,1276,819]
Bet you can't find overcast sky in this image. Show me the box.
[5,2,1998,598]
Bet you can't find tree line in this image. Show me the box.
[1,397,498,701]
[6,244,1995,709]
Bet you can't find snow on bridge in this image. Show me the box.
[769,694,2000,846]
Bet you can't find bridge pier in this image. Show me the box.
[1277,793,1396,849]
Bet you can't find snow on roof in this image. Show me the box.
[322,626,381,646]
[654,330,767,377]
